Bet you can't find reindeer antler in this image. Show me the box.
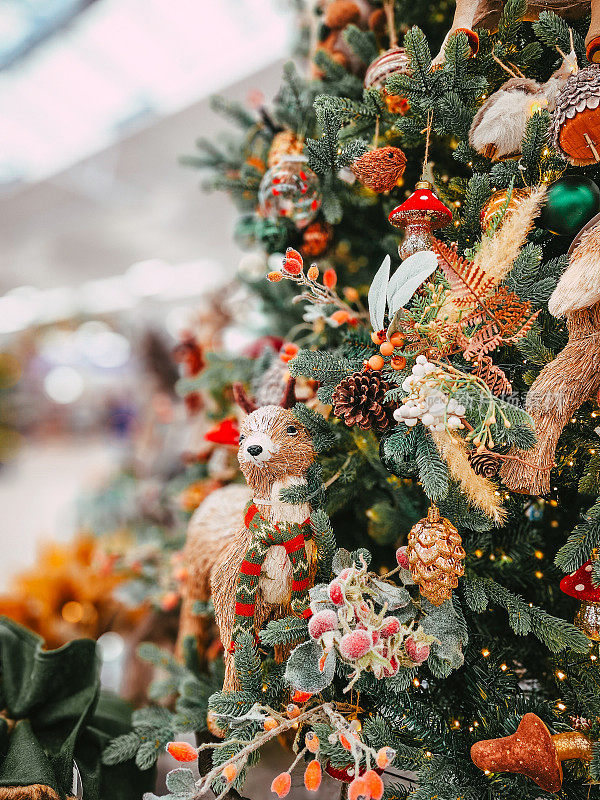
[233,382,258,414]
[279,377,297,409]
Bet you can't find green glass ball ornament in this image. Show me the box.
[538,176,600,237]
[379,427,418,477]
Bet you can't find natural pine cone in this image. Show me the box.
[332,370,394,431]
[407,505,465,606]
[468,449,501,478]
[302,221,333,257]
[351,146,406,193]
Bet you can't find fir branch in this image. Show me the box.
[555,497,600,573]
[533,11,577,53]
[210,95,256,129]
[343,25,378,65]
[515,324,555,366]
[463,576,589,653]
[234,633,262,697]
[311,508,336,581]
[259,616,309,646]
[497,0,527,43]
[415,427,450,502]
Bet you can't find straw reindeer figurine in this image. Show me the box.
[177,379,317,691]
[501,222,600,494]
[434,0,600,65]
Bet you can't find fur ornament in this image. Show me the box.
[469,55,576,161]
[549,224,600,317]
[351,146,406,193]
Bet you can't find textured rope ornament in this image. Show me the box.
[501,224,600,494]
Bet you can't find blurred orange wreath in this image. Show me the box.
[0,536,144,649]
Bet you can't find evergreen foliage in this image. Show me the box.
[143,2,600,797]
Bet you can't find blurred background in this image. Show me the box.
[0,0,291,588]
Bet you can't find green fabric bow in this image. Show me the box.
[0,617,154,800]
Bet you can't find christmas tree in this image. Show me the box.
[106,1,600,797]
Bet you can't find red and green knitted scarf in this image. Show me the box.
[231,503,312,648]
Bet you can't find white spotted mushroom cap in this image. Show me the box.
[559,560,600,602]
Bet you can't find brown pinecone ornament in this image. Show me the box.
[332,370,394,431]
[468,449,501,478]
[302,221,333,257]
[551,66,600,166]
[268,130,304,168]
[407,505,465,606]
[351,146,407,193]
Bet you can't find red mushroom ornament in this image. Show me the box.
[388,181,452,260]
[471,713,592,793]
[560,560,600,640]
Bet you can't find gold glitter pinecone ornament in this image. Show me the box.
[332,370,394,431]
[407,505,466,606]
[268,130,304,168]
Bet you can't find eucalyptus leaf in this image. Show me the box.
[386,251,438,315]
[284,640,336,693]
[166,768,196,795]
[332,549,353,573]
[368,255,391,331]
[372,578,411,610]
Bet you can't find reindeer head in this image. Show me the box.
[233,381,315,489]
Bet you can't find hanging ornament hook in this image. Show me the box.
[383,0,397,49]
[420,109,433,181]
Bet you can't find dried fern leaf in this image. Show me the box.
[431,238,496,306]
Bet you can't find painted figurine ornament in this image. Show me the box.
[177,378,317,692]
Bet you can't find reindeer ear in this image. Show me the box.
[233,382,258,414]
[279,377,297,409]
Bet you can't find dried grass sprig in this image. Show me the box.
[472,185,547,288]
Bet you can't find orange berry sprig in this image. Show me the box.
[267,248,366,326]
[166,741,198,762]
[177,700,397,800]
[366,330,407,372]
[190,702,326,798]
[280,342,299,364]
